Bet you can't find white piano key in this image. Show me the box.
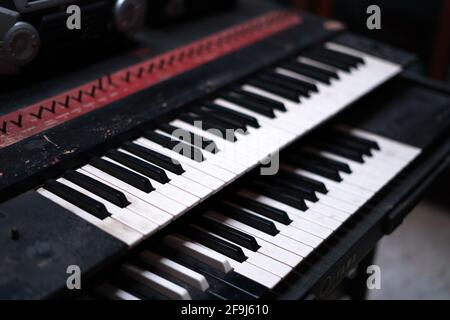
[169,119,272,166]
[135,137,233,185]
[167,173,213,198]
[57,177,159,236]
[241,85,325,125]
[81,159,186,218]
[102,156,194,210]
[139,251,209,291]
[335,125,421,161]
[163,234,233,273]
[37,188,142,246]
[79,167,173,227]
[304,201,350,222]
[121,263,191,300]
[224,202,323,248]
[252,236,303,267]
[155,129,250,175]
[228,258,281,289]
[94,283,140,300]
[205,211,314,258]
[182,233,282,289]
[237,189,341,230]
[113,149,201,207]
[281,164,375,198]
[147,136,238,182]
[312,194,359,214]
[214,98,300,137]
[190,224,291,278]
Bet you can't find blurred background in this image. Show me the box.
[278,0,450,299]
[283,0,450,82]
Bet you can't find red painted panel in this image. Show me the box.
[0,11,301,148]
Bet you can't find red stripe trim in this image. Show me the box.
[0,11,301,148]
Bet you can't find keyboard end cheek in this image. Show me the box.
[0,191,126,299]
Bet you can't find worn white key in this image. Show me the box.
[164,234,233,273]
[81,160,185,218]
[79,168,174,227]
[37,188,142,246]
[169,119,269,166]
[135,138,233,185]
[205,211,313,258]
[214,98,297,139]
[237,189,341,231]
[79,167,173,227]
[94,283,140,300]
[113,149,200,207]
[121,263,191,300]
[140,251,209,291]
[190,224,291,278]
[155,129,250,175]
[224,202,323,248]
[57,177,159,236]
[184,235,281,289]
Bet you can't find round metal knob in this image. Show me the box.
[2,21,40,67]
[114,0,147,35]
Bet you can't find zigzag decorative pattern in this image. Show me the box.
[0,11,301,148]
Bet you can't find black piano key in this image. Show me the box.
[122,142,185,175]
[333,130,380,150]
[142,130,172,148]
[247,78,300,102]
[44,180,111,220]
[302,51,352,72]
[282,61,338,84]
[217,203,280,236]
[311,47,365,67]
[285,154,342,182]
[299,150,352,173]
[265,70,319,92]
[311,141,365,163]
[159,123,219,154]
[63,170,130,208]
[106,150,170,184]
[221,93,276,118]
[230,195,292,225]
[110,274,169,300]
[230,87,287,111]
[144,129,206,162]
[192,107,247,132]
[153,245,262,299]
[178,113,237,143]
[257,73,311,97]
[247,180,308,211]
[203,102,260,128]
[195,216,260,251]
[264,176,319,202]
[253,176,318,203]
[168,141,206,162]
[190,109,246,133]
[278,169,328,194]
[196,108,249,133]
[90,157,154,193]
[326,136,373,156]
[180,227,248,263]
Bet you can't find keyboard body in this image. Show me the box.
[0,0,449,299]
